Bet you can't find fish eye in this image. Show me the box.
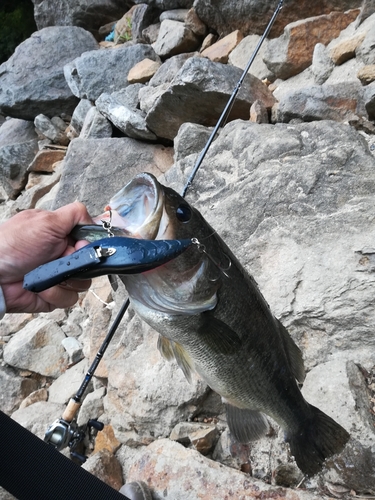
[176,204,192,223]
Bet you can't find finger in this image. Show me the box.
[38,285,81,310]
[59,278,92,292]
[54,201,93,235]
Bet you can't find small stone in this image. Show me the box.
[93,424,121,454]
[185,8,207,37]
[128,58,162,84]
[142,23,160,44]
[28,148,66,172]
[330,33,366,65]
[201,30,243,64]
[48,359,91,404]
[200,33,218,53]
[189,425,220,455]
[160,9,189,23]
[250,100,269,124]
[152,20,200,59]
[80,107,112,139]
[114,7,136,45]
[34,114,69,146]
[61,336,83,364]
[357,65,375,85]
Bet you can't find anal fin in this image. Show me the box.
[226,404,269,443]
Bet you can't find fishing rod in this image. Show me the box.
[43,0,284,457]
[182,0,284,197]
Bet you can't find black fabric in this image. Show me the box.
[0,411,129,500]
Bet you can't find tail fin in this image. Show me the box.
[287,404,350,476]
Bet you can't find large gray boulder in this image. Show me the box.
[144,57,275,140]
[64,44,159,101]
[0,27,98,120]
[0,118,38,199]
[32,0,133,39]
[52,137,173,212]
[194,0,364,38]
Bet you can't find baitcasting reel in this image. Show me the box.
[44,416,104,462]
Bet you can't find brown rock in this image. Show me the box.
[250,100,269,124]
[200,33,218,52]
[28,148,66,173]
[357,65,375,85]
[265,9,361,79]
[185,8,208,37]
[201,30,243,64]
[114,6,136,44]
[93,424,122,455]
[330,33,366,65]
[128,58,162,84]
[19,388,48,409]
[189,425,220,455]
[82,449,123,491]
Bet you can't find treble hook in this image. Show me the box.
[191,238,231,278]
[100,210,114,237]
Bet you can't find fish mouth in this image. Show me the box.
[91,172,164,240]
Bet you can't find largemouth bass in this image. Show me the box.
[76,172,349,476]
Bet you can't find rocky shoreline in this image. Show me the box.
[1,1,375,499]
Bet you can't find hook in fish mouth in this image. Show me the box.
[73,173,165,242]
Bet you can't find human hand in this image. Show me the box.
[0,202,93,314]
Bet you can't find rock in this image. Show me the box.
[133,0,193,8]
[160,9,189,23]
[148,52,197,87]
[10,163,62,212]
[145,57,275,140]
[330,33,366,65]
[93,424,122,454]
[114,7,136,44]
[302,360,375,448]
[185,8,207,37]
[34,114,69,146]
[358,64,375,85]
[189,424,220,455]
[27,147,66,173]
[364,82,375,118]
[126,438,317,499]
[356,21,375,65]
[19,388,48,410]
[264,10,360,80]
[142,23,161,44]
[61,336,83,364]
[128,58,162,84]
[3,318,69,378]
[48,359,90,405]
[201,30,243,64]
[250,100,269,123]
[0,118,39,199]
[64,44,159,101]
[32,0,133,40]
[228,35,274,82]
[0,365,39,415]
[77,387,106,427]
[67,99,95,139]
[11,401,66,440]
[0,27,98,120]
[275,82,363,123]
[95,93,157,141]
[194,0,364,38]
[152,20,201,59]
[131,4,161,44]
[311,43,335,85]
[212,428,252,471]
[200,33,217,52]
[173,122,213,162]
[82,449,123,492]
[0,313,33,337]
[52,137,173,213]
[80,107,113,139]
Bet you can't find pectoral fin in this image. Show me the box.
[157,335,194,383]
[226,404,270,443]
[198,313,242,355]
